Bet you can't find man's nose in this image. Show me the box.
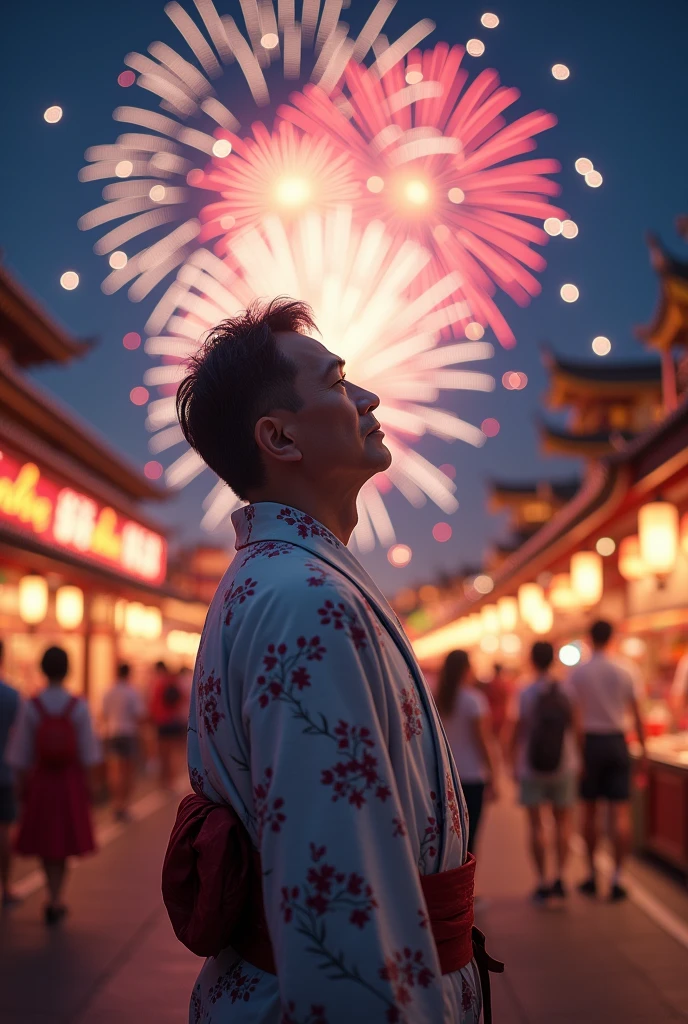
[352,383,380,413]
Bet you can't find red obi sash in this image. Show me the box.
[163,794,489,978]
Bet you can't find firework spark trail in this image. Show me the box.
[142,207,494,549]
[79,0,435,299]
[279,42,565,347]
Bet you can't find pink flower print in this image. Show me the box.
[207,960,261,1005]
[277,506,338,546]
[309,842,326,862]
[280,884,300,923]
[400,687,423,741]
[321,721,391,808]
[223,576,258,626]
[253,767,286,842]
[393,817,407,838]
[318,599,367,650]
[240,540,293,566]
[304,560,329,587]
[255,637,325,712]
[291,665,311,690]
[418,790,442,871]
[197,670,224,736]
[379,948,435,1007]
[462,975,476,1013]
[282,1002,328,1024]
[445,770,463,839]
[189,766,206,795]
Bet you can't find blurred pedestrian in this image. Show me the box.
[0,640,21,908]
[437,649,500,854]
[149,660,187,789]
[569,620,646,902]
[510,641,579,904]
[483,663,512,755]
[101,662,144,821]
[8,646,100,925]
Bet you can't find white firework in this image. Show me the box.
[142,206,494,550]
[78,0,435,302]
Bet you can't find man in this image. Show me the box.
[0,640,20,907]
[510,642,579,904]
[149,661,186,789]
[174,299,485,1022]
[101,663,144,821]
[569,620,646,901]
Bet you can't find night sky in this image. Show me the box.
[2,0,686,595]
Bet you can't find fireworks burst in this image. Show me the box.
[141,206,494,549]
[279,42,565,346]
[78,0,435,300]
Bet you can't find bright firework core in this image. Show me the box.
[401,179,431,208]
[274,177,311,208]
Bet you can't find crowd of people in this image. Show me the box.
[437,619,647,905]
[0,641,189,923]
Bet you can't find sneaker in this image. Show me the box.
[550,878,567,899]
[578,876,597,898]
[609,882,628,903]
[531,885,550,905]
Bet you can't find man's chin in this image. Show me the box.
[365,436,392,472]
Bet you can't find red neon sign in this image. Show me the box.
[0,451,167,585]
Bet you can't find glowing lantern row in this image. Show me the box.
[55,586,84,629]
[18,575,49,625]
[549,573,579,611]
[530,600,554,635]
[638,500,678,576]
[122,601,163,639]
[570,551,603,606]
[497,596,519,632]
[518,582,545,625]
[481,604,499,635]
[618,535,646,581]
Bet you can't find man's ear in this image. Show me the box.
[255,415,303,463]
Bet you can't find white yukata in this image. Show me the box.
[187,502,480,1024]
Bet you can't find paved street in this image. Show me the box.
[2,784,688,1023]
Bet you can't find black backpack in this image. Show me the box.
[162,680,183,709]
[527,681,572,774]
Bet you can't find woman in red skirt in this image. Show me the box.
[8,646,101,925]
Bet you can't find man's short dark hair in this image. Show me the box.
[117,662,131,680]
[0,639,4,662]
[590,620,613,647]
[41,646,69,681]
[155,660,167,673]
[177,298,318,500]
[531,641,554,672]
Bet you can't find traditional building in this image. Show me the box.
[485,477,580,571]
[636,228,688,411]
[538,349,663,459]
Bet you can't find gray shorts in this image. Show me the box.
[106,736,138,760]
[519,773,577,809]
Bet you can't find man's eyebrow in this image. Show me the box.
[322,357,346,380]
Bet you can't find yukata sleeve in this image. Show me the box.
[237,583,447,1024]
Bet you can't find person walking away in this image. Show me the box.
[438,649,500,855]
[0,640,20,908]
[101,662,144,821]
[484,663,512,756]
[161,299,504,1023]
[8,646,101,925]
[510,641,579,904]
[149,661,186,789]
[569,620,646,901]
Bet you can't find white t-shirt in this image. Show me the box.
[515,677,579,781]
[442,687,490,783]
[7,687,101,769]
[568,653,635,733]
[101,683,145,739]
[671,653,688,702]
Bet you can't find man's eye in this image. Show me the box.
[333,376,346,388]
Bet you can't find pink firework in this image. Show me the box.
[192,121,362,255]
[279,43,565,346]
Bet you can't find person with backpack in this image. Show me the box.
[8,646,101,925]
[510,641,580,904]
[149,661,187,789]
[101,662,144,821]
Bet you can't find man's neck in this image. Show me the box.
[247,483,361,544]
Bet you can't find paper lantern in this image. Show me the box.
[481,604,499,634]
[681,513,688,555]
[55,586,84,630]
[18,575,48,625]
[618,536,646,581]
[638,500,679,576]
[518,582,544,624]
[141,606,163,639]
[497,596,518,632]
[570,551,603,606]
[531,601,554,635]
[549,573,579,611]
[124,601,145,637]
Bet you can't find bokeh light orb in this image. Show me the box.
[275,176,310,207]
[559,643,581,667]
[448,187,465,204]
[596,536,616,557]
[123,331,141,350]
[366,175,384,193]
[109,250,128,270]
[212,139,232,159]
[187,168,204,187]
[560,283,579,303]
[481,417,500,437]
[585,169,603,188]
[432,522,453,543]
[434,224,451,243]
[130,386,149,406]
[44,105,63,124]
[502,371,528,391]
[551,63,570,80]
[473,574,494,595]
[592,335,612,356]
[388,543,412,567]
[480,635,499,653]
[115,159,133,178]
[501,633,522,655]
[561,219,578,238]
[465,322,485,340]
[149,185,166,202]
[260,32,279,49]
[466,39,486,57]
[118,70,136,88]
[405,179,430,205]
[481,13,500,28]
[544,217,562,236]
[405,65,423,85]
[575,157,593,175]
[144,461,164,480]
[439,463,456,479]
[60,271,79,290]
